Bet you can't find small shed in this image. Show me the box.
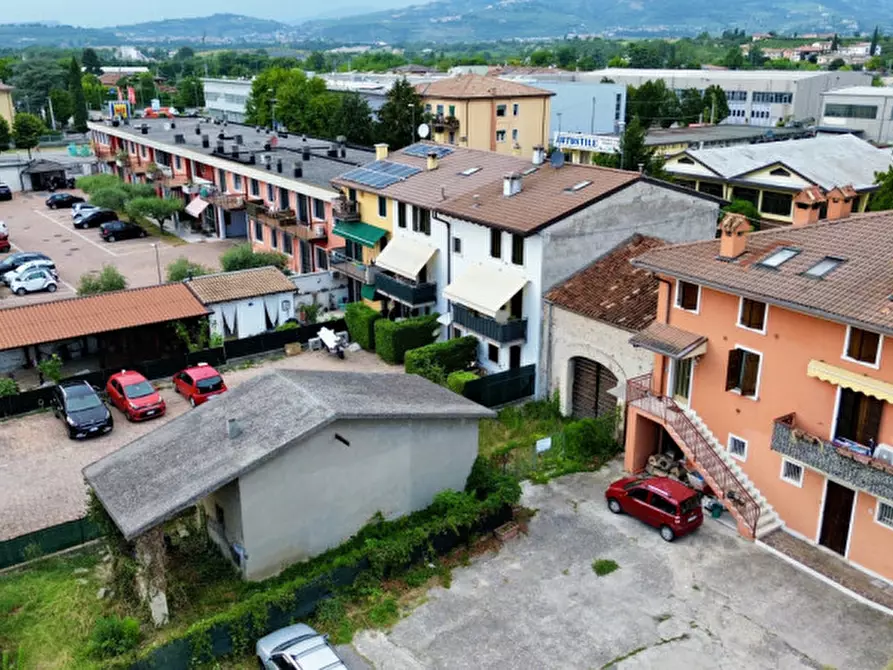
[21,159,68,191]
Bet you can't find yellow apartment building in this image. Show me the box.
[416,75,553,157]
[0,82,14,130]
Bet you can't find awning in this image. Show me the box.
[374,236,437,279]
[807,360,893,403]
[332,221,388,248]
[185,197,210,218]
[361,284,378,301]
[443,264,527,318]
[629,322,707,360]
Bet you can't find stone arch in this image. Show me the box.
[558,342,630,419]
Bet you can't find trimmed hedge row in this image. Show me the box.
[447,370,479,395]
[344,302,381,351]
[405,336,478,384]
[374,314,440,364]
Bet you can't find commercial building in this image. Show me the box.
[820,87,893,145]
[202,78,253,123]
[624,207,893,583]
[0,81,13,129]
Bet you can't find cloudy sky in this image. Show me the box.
[3,0,416,26]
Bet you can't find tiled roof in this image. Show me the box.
[545,236,666,332]
[415,74,554,99]
[0,284,209,350]
[185,267,295,305]
[629,322,708,358]
[631,211,893,335]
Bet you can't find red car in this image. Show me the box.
[605,475,703,542]
[172,363,227,407]
[105,370,166,421]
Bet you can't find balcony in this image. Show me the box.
[375,272,436,306]
[772,414,893,501]
[451,304,527,343]
[433,115,460,132]
[208,193,248,211]
[330,249,376,284]
[93,146,115,161]
[332,196,360,222]
[292,223,327,242]
[246,201,297,227]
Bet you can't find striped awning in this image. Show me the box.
[807,360,893,403]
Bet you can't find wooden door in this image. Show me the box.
[819,480,855,556]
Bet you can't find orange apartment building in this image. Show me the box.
[623,201,893,583]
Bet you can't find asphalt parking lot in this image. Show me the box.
[0,190,234,307]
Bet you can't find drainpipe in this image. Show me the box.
[543,298,554,406]
[433,213,452,332]
[655,274,673,396]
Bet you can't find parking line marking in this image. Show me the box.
[7,240,81,295]
[31,208,119,256]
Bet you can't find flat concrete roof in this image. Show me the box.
[645,125,812,146]
[822,86,893,97]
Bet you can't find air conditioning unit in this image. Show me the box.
[875,444,893,467]
[313,224,325,237]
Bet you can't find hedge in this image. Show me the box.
[447,370,479,395]
[344,302,381,351]
[374,314,440,364]
[405,336,478,384]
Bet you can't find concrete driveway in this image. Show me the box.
[353,461,893,670]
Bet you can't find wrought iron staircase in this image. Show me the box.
[627,374,782,539]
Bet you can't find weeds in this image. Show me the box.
[592,559,619,576]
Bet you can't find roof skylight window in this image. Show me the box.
[803,257,844,278]
[566,180,592,192]
[459,166,482,176]
[759,247,800,269]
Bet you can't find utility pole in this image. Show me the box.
[152,243,162,284]
[47,96,57,131]
[590,96,596,133]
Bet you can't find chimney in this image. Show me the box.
[433,129,445,144]
[276,159,283,173]
[511,143,521,157]
[327,143,338,158]
[216,141,225,154]
[375,143,389,160]
[226,418,242,439]
[231,145,239,158]
[792,186,826,227]
[426,151,439,171]
[201,134,210,148]
[302,145,310,160]
[826,184,857,220]
[294,162,303,178]
[717,213,752,260]
[235,134,243,145]
[169,121,176,129]
[341,147,346,158]
[503,172,522,197]
[532,144,545,166]
[194,126,202,135]
[140,125,148,135]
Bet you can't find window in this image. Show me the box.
[448,104,455,116]
[316,247,329,270]
[845,327,881,366]
[675,281,700,312]
[759,247,800,268]
[496,130,506,143]
[877,502,893,529]
[377,196,387,218]
[566,180,592,193]
[780,459,804,486]
[282,233,293,255]
[233,174,242,191]
[649,494,677,515]
[425,104,432,113]
[725,347,761,398]
[488,344,500,363]
[512,129,519,142]
[496,104,507,117]
[835,387,883,447]
[614,93,622,121]
[270,229,278,249]
[738,298,767,332]
[397,203,406,228]
[218,168,226,189]
[460,166,481,176]
[412,208,431,235]
[250,179,259,197]
[726,90,748,102]
[628,487,650,502]
[267,183,274,202]
[313,198,325,220]
[453,237,462,254]
[753,92,793,104]
[436,104,444,115]
[512,103,519,116]
[804,256,843,279]
[698,182,724,198]
[174,156,181,170]
[448,131,456,144]
[511,234,524,265]
[728,434,748,461]
[254,220,264,241]
[824,103,878,119]
[490,229,502,258]
[760,191,792,217]
[141,145,147,158]
[731,186,759,206]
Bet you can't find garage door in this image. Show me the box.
[571,357,618,419]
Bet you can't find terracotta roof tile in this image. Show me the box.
[545,236,666,332]
[415,74,554,99]
[0,284,208,350]
[185,267,295,304]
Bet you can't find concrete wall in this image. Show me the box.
[236,417,480,580]
[0,90,13,128]
[821,91,893,144]
[201,479,244,566]
[538,81,625,136]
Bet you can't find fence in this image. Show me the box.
[462,364,536,408]
[0,517,101,570]
[221,319,345,360]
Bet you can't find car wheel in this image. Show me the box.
[14,287,25,296]
[189,396,197,408]
[256,656,266,670]
[660,525,676,542]
[139,230,147,238]
[607,498,623,514]
[46,283,57,293]
[49,204,56,209]
[108,235,116,242]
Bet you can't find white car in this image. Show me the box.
[10,268,57,296]
[72,203,99,219]
[3,259,57,285]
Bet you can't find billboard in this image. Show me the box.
[108,101,132,119]
[553,131,620,154]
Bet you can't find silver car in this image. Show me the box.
[256,624,347,670]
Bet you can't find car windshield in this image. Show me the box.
[124,381,155,398]
[680,496,700,515]
[66,391,102,412]
[196,375,224,392]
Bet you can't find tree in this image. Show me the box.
[69,58,88,133]
[830,34,840,52]
[869,166,893,212]
[135,72,156,106]
[528,49,553,66]
[723,46,746,69]
[78,265,127,296]
[617,117,662,174]
[625,80,676,128]
[703,85,729,124]
[173,76,205,109]
[304,52,327,72]
[89,186,130,211]
[11,57,65,115]
[332,93,374,145]
[678,88,705,126]
[722,199,761,227]
[870,26,881,57]
[174,46,196,61]
[48,89,73,129]
[828,58,846,71]
[0,117,9,149]
[125,197,183,232]
[375,77,426,150]
[76,173,121,193]
[220,243,288,272]
[82,73,106,111]
[82,48,103,76]
[12,112,45,158]
[166,257,211,282]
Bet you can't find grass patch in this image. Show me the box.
[479,395,569,459]
[592,559,619,577]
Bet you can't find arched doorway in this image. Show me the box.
[571,357,619,419]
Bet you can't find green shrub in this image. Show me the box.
[404,336,478,383]
[88,615,141,658]
[275,321,299,332]
[560,413,620,463]
[0,377,18,397]
[78,265,127,296]
[464,455,520,504]
[374,314,439,364]
[166,256,211,282]
[592,558,619,576]
[447,370,478,395]
[37,354,63,384]
[220,243,288,273]
[76,173,121,194]
[344,302,381,351]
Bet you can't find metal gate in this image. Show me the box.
[571,357,618,419]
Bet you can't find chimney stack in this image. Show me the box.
[826,184,857,221]
[294,162,303,178]
[226,418,242,439]
[302,145,311,160]
[427,151,439,171]
[276,159,283,173]
[375,143,389,160]
[532,144,545,166]
[194,126,202,135]
[201,134,210,148]
[792,186,826,227]
[503,172,522,197]
[717,213,752,260]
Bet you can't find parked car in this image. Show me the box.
[100,220,147,242]
[605,475,703,542]
[105,370,166,421]
[173,363,227,407]
[0,252,51,276]
[256,624,347,670]
[45,193,85,209]
[74,208,118,229]
[0,182,11,201]
[3,259,58,285]
[0,219,8,253]
[9,268,57,295]
[71,202,98,217]
[52,380,113,439]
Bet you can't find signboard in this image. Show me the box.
[536,437,553,454]
[151,98,161,111]
[108,101,131,119]
[553,131,620,154]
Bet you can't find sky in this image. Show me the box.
[2,0,418,27]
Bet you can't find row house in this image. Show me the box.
[87,118,375,275]
[330,141,721,394]
[624,206,893,582]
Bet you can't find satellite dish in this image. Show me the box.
[417,123,430,139]
[549,149,565,169]
[493,309,509,325]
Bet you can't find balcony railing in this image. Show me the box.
[292,223,327,241]
[375,272,437,306]
[772,414,893,501]
[208,194,248,211]
[246,202,297,227]
[451,304,527,343]
[330,249,375,284]
[433,115,460,132]
[332,196,360,222]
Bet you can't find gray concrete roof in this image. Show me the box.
[83,370,494,540]
[822,86,893,97]
[645,125,812,147]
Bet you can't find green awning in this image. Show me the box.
[332,221,388,248]
[361,284,378,301]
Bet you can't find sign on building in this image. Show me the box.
[553,131,620,154]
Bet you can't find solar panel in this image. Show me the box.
[402,143,453,159]
[342,161,421,189]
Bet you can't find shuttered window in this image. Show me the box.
[725,348,761,397]
[846,327,881,365]
[676,281,700,311]
[738,298,766,331]
[835,388,883,447]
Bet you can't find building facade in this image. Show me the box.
[202,78,253,123]
[820,87,893,144]
[0,82,13,129]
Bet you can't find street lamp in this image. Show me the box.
[152,243,162,284]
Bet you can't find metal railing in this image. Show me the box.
[246,202,297,226]
[332,196,360,222]
[452,304,527,343]
[330,249,374,284]
[375,272,436,306]
[626,373,760,537]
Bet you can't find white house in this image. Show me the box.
[185,266,296,340]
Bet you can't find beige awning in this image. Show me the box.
[807,360,893,403]
[185,197,210,218]
[443,264,527,318]
[375,236,437,279]
[629,322,707,360]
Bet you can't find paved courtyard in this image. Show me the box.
[352,462,893,670]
